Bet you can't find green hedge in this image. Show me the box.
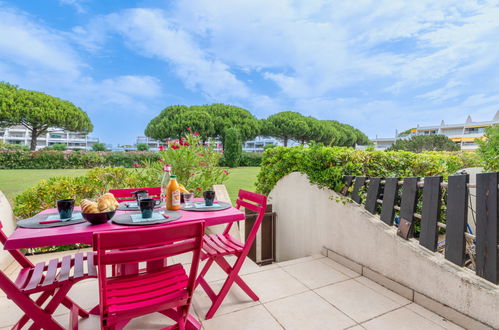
[219,151,262,167]
[0,150,160,169]
[14,167,158,219]
[256,144,483,195]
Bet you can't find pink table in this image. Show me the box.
[4,205,244,330]
[4,206,244,250]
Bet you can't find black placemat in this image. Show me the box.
[117,201,165,211]
[180,201,232,212]
[17,212,86,228]
[112,211,182,226]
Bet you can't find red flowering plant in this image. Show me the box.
[143,131,228,197]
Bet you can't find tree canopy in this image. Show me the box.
[260,111,309,147]
[0,82,93,150]
[387,134,460,153]
[145,104,258,144]
[476,125,498,171]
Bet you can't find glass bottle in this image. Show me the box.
[160,164,171,205]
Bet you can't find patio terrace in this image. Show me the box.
[0,248,464,330]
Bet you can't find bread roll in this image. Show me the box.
[81,199,99,213]
[97,193,119,212]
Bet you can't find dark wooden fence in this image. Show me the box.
[341,173,499,285]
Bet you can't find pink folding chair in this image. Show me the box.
[93,220,205,330]
[196,189,267,319]
[108,187,161,202]
[0,221,97,330]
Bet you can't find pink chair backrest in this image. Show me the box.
[0,221,34,269]
[108,187,162,202]
[93,220,205,312]
[233,190,267,249]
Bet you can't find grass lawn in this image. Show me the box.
[0,167,260,204]
[0,169,89,200]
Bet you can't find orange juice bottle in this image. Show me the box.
[166,175,181,211]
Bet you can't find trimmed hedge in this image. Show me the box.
[256,144,483,195]
[239,152,262,166]
[0,150,160,169]
[14,167,158,219]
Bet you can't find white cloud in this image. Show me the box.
[59,0,86,14]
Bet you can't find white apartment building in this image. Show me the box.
[0,125,99,150]
[369,111,498,151]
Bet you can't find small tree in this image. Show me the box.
[387,135,460,153]
[91,142,107,151]
[0,82,93,150]
[223,127,242,167]
[136,143,150,151]
[476,125,498,171]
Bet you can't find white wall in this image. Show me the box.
[0,191,15,271]
[269,172,499,328]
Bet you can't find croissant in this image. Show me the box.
[97,193,119,212]
[81,199,99,213]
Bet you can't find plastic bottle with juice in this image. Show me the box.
[166,174,181,211]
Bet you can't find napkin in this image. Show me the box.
[46,212,83,222]
[130,212,164,223]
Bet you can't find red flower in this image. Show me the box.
[221,149,224,153]
[223,170,229,175]
[179,138,190,146]
[187,127,191,131]
[159,159,165,163]
[158,145,164,151]
[171,144,180,150]
[194,132,199,136]
[133,163,140,168]
[196,153,205,157]
[196,187,201,191]
[191,173,195,177]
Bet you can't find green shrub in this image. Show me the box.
[44,143,67,151]
[14,167,158,219]
[136,143,150,151]
[387,135,460,152]
[0,150,160,169]
[256,143,483,195]
[0,141,29,151]
[222,127,242,167]
[91,142,107,151]
[239,152,262,166]
[476,126,498,171]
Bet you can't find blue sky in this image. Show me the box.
[1,0,498,145]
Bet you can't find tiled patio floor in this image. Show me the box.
[1,250,464,329]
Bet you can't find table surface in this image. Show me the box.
[4,204,245,250]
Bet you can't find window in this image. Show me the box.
[464,127,485,134]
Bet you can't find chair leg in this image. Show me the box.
[61,296,90,318]
[194,258,213,289]
[214,256,259,301]
[12,290,53,329]
[204,273,236,319]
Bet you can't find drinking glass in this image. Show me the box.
[183,193,195,208]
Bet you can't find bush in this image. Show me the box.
[477,126,498,171]
[239,152,262,166]
[136,143,150,151]
[91,142,107,151]
[222,127,242,167]
[387,134,460,152]
[44,143,67,151]
[0,150,160,169]
[0,141,29,151]
[256,143,483,195]
[14,167,159,219]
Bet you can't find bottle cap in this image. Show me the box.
[170,175,176,178]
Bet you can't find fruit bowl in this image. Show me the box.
[82,210,116,225]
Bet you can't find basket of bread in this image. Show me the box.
[81,193,119,224]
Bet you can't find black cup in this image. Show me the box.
[139,198,160,218]
[57,199,75,219]
[131,190,149,203]
[203,190,216,206]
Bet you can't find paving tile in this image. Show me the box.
[346,326,366,330]
[276,254,325,267]
[362,307,446,330]
[241,267,309,303]
[318,257,361,278]
[54,279,99,316]
[192,278,260,318]
[203,305,283,330]
[354,277,410,306]
[315,279,402,323]
[282,259,349,289]
[265,291,356,330]
[0,294,25,328]
[405,303,464,330]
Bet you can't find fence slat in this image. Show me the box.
[398,177,419,238]
[444,174,469,266]
[419,176,443,252]
[351,177,366,204]
[365,177,382,214]
[380,178,399,226]
[475,172,499,284]
[341,176,355,196]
